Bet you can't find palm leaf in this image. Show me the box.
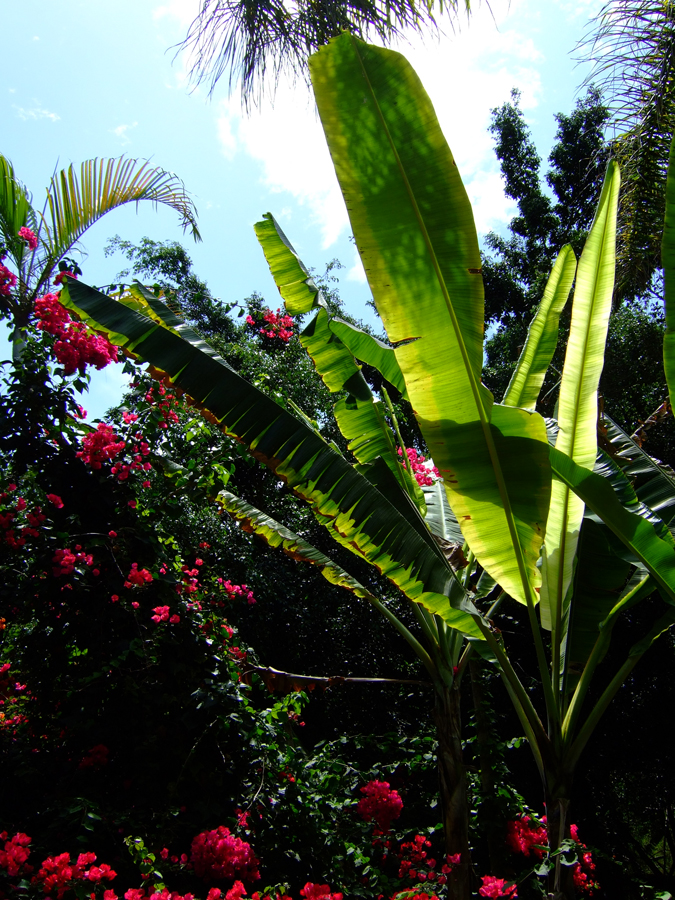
[310,33,551,607]
[0,155,36,281]
[36,159,201,294]
[61,277,481,638]
[540,162,620,639]
[502,244,577,410]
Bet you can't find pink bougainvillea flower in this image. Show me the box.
[190,826,260,883]
[46,494,64,508]
[357,780,403,832]
[18,227,38,250]
[478,876,517,898]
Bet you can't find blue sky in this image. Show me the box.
[1,0,603,417]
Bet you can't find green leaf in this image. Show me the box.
[254,212,324,315]
[503,244,576,409]
[550,446,675,605]
[540,161,620,634]
[328,318,408,398]
[310,33,551,607]
[662,132,675,409]
[61,277,481,638]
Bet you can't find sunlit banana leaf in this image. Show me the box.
[310,33,552,607]
[550,446,675,604]
[540,162,620,637]
[328,318,408,398]
[662,132,675,409]
[503,245,576,410]
[62,277,482,638]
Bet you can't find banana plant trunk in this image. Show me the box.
[433,682,471,900]
[545,788,575,899]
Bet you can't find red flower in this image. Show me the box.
[46,494,64,508]
[299,885,343,900]
[478,876,517,898]
[190,826,260,883]
[226,883,246,900]
[505,816,547,859]
[0,831,32,877]
[357,780,403,832]
[79,744,109,770]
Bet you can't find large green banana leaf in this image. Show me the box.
[662,132,675,409]
[309,33,551,608]
[502,244,577,410]
[61,278,481,638]
[540,162,620,637]
[550,446,675,604]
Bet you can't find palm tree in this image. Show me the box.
[0,155,200,339]
[578,0,675,303]
[176,0,472,106]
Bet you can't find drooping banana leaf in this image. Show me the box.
[253,212,324,315]
[540,161,620,639]
[61,277,482,638]
[422,478,463,545]
[217,489,378,599]
[662,132,675,409]
[309,33,551,608]
[602,412,675,532]
[503,244,577,410]
[550,446,675,604]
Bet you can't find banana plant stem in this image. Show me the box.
[381,385,414,481]
[368,594,437,680]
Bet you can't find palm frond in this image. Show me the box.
[177,0,470,106]
[579,0,675,301]
[36,158,200,293]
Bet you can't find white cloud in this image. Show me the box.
[111,122,138,145]
[152,0,200,27]
[14,105,60,122]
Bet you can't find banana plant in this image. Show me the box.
[0,154,201,341]
[58,34,675,900]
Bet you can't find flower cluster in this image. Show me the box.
[505,816,547,859]
[111,433,152,483]
[218,580,257,606]
[151,606,180,625]
[34,293,118,375]
[570,824,597,895]
[397,447,440,487]
[1,487,48,549]
[125,564,154,588]
[298,885,343,900]
[0,254,17,297]
[125,890,195,900]
[0,831,32,877]
[77,423,126,469]
[478,875,517,898]
[18,226,38,251]
[357,780,403,833]
[190,827,260,883]
[394,835,456,885]
[144,383,181,429]
[79,744,109,769]
[52,546,94,577]
[246,309,294,343]
[32,851,117,898]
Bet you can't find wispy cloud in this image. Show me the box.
[14,104,60,122]
[111,122,138,145]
